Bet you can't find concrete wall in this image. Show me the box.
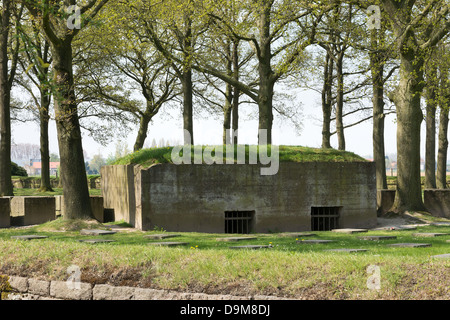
[10,197,55,226]
[132,162,377,233]
[56,195,104,222]
[0,197,10,228]
[4,275,280,300]
[424,189,450,218]
[101,165,137,225]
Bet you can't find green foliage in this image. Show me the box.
[0,275,12,300]
[11,162,27,177]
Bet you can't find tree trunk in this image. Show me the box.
[223,85,232,145]
[232,40,240,145]
[133,113,151,152]
[182,68,193,145]
[370,30,387,190]
[223,41,233,145]
[436,105,449,189]
[0,0,13,196]
[335,52,345,151]
[390,54,426,212]
[39,89,53,192]
[257,0,274,145]
[424,84,437,189]
[52,41,93,220]
[321,51,333,149]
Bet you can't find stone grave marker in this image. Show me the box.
[229,245,273,250]
[411,233,448,237]
[148,242,189,247]
[432,254,450,259]
[10,235,48,240]
[325,249,368,253]
[388,243,432,248]
[372,225,417,231]
[278,233,316,238]
[80,229,117,236]
[78,239,116,244]
[431,222,450,226]
[296,239,335,244]
[358,236,397,241]
[144,234,181,240]
[216,237,258,242]
[331,228,368,234]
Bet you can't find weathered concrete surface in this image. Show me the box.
[11,235,48,240]
[80,229,116,236]
[358,236,397,241]
[10,196,55,226]
[4,276,288,300]
[50,280,93,300]
[144,234,181,240]
[28,279,50,296]
[332,228,368,234]
[377,189,396,216]
[56,195,104,222]
[101,165,138,227]
[424,190,450,218]
[132,162,377,233]
[0,197,10,228]
[388,243,432,248]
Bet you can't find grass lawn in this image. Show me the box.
[12,188,102,197]
[0,216,449,299]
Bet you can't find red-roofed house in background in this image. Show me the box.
[25,159,60,176]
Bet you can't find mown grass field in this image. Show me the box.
[0,216,449,299]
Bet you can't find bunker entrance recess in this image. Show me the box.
[311,207,341,231]
[225,211,255,234]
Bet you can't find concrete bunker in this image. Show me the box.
[101,161,377,233]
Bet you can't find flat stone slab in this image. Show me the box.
[431,222,450,226]
[412,233,449,237]
[216,237,258,242]
[331,228,368,234]
[278,233,317,237]
[80,229,117,236]
[358,236,397,241]
[148,242,189,247]
[10,235,48,240]
[296,239,335,244]
[78,239,116,244]
[229,245,273,250]
[388,243,432,248]
[144,234,181,240]
[432,254,450,259]
[372,225,417,231]
[325,249,368,253]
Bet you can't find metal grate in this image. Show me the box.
[311,207,340,231]
[225,211,254,234]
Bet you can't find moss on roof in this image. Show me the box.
[113,145,368,168]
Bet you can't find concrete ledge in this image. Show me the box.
[0,197,10,228]
[50,280,93,300]
[28,278,50,296]
[8,276,28,293]
[11,196,56,226]
[424,189,450,218]
[2,275,289,300]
